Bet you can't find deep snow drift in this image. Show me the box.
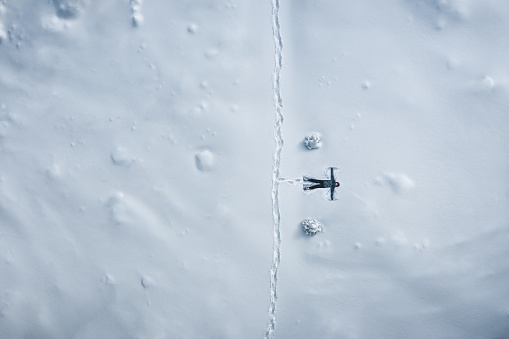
[1,0,509,338]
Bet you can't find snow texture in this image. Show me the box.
[1,0,509,338]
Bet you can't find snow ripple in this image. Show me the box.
[266,0,284,338]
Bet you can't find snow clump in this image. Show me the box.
[302,218,322,236]
[303,134,321,150]
[195,149,215,171]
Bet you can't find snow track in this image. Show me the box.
[265,0,284,338]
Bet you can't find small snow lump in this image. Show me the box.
[195,149,215,171]
[302,218,322,236]
[141,276,154,288]
[303,134,321,150]
[53,0,87,19]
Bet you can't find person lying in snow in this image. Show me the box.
[303,167,340,201]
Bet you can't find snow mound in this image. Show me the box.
[53,0,87,19]
[195,149,215,171]
[303,134,321,150]
[302,218,322,236]
[187,23,198,34]
[110,147,135,167]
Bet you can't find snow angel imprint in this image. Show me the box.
[303,167,340,201]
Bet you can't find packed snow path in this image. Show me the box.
[266,0,284,337]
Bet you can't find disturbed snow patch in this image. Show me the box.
[266,0,284,336]
[141,276,155,289]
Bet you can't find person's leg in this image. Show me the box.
[304,177,321,183]
[304,184,321,190]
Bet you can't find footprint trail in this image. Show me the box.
[266,0,284,338]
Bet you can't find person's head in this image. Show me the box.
[335,182,340,187]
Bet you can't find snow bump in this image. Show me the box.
[130,0,143,27]
[101,274,115,286]
[376,173,415,194]
[476,75,495,92]
[141,276,155,289]
[187,24,198,34]
[53,0,87,19]
[362,80,372,89]
[110,147,135,167]
[195,149,215,171]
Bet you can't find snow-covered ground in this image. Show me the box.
[1,0,508,338]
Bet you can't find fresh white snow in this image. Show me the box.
[1,0,509,338]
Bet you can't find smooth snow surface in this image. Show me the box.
[1,0,509,338]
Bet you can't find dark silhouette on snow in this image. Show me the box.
[303,167,340,201]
